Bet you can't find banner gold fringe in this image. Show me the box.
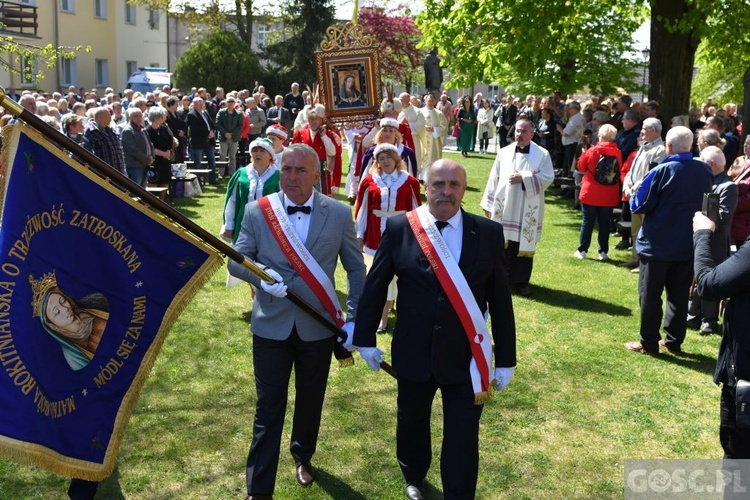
[0,124,223,481]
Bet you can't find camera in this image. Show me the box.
[702,192,720,224]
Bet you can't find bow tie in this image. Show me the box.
[515,145,530,154]
[287,205,311,215]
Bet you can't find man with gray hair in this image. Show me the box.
[687,146,738,334]
[621,117,667,267]
[84,107,126,175]
[229,142,365,498]
[120,107,154,188]
[625,126,713,355]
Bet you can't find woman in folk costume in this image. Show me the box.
[354,143,421,332]
[357,118,418,184]
[265,123,288,167]
[222,138,280,244]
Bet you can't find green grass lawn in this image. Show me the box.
[0,151,724,499]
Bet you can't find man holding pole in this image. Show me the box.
[351,159,516,500]
[228,143,365,499]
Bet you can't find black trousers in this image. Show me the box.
[397,376,484,500]
[245,326,333,495]
[638,259,693,351]
[505,240,534,285]
[67,479,98,499]
[720,384,750,459]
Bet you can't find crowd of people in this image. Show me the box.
[6,80,750,498]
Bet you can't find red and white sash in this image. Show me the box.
[406,205,494,404]
[258,193,345,327]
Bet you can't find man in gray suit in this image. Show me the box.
[228,143,366,500]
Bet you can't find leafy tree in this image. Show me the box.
[0,36,88,86]
[260,0,336,89]
[173,31,261,90]
[416,0,646,96]
[358,5,423,92]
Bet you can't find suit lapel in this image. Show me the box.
[305,191,328,249]
[458,210,479,275]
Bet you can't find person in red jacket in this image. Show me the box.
[354,143,421,331]
[574,124,622,260]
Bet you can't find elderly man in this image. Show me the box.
[186,97,218,184]
[398,92,425,166]
[266,95,292,133]
[246,97,267,142]
[84,107,126,175]
[687,146,738,334]
[228,143,365,499]
[120,107,154,188]
[292,103,342,196]
[621,117,667,266]
[216,95,243,177]
[625,126,713,355]
[352,159,516,500]
[283,83,305,123]
[481,119,555,297]
[556,101,585,176]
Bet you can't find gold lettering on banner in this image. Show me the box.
[69,210,141,273]
[33,387,76,418]
[93,295,146,388]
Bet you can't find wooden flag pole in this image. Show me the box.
[0,90,395,378]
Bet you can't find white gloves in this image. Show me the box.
[358,347,384,371]
[494,367,515,391]
[260,268,287,298]
[340,322,355,349]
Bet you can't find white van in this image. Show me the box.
[126,67,172,94]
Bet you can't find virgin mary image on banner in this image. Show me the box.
[31,271,110,371]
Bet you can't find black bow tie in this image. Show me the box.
[435,220,449,233]
[515,145,530,154]
[287,205,311,215]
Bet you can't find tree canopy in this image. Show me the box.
[260,0,336,91]
[0,37,88,86]
[358,5,423,92]
[416,0,647,96]
[173,31,261,90]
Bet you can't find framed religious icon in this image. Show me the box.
[315,23,381,124]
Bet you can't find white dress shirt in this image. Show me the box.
[284,192,315,244]
[427,209,463,261]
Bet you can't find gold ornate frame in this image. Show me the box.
[315,23,381,124]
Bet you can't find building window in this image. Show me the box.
[148,8,159,29]
[94,0,106,18]
[20,56,37,86]
[257,25,269,48]
[61,57,77,86]
[126,61,138,79]
[95,59,109,87]
[60,0,75,13]
[125,1,136,24]
[18,0,36,6]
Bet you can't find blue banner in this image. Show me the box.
[0,125,221,480]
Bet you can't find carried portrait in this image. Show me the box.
[315,24,382,124]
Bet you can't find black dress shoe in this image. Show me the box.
[513,283,532,297]
[295,461,314,487]
[405,484,424,500]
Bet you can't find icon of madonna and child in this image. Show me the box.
[30,271,110,371]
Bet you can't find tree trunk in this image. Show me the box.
[559,57,576,95]
[649,0,701,124]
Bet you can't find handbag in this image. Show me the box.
[736,379,750,428]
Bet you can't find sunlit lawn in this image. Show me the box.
[0,150,723,499]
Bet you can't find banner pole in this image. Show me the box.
[0,90,395,378]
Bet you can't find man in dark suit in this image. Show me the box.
[186,97,218,184]
[688,146,738,334]
[266,95,293,133]
[352,159,516,500]
[228,143,366,500]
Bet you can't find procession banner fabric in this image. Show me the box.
[0,125,222,480]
